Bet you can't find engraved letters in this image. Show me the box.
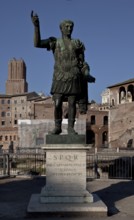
[53,154,78,161]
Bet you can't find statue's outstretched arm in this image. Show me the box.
[31,11,43,48]
[31,11,56,49]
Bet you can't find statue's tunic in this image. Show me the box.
[46,38,85,96]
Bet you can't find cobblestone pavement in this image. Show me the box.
[0,176,134,220]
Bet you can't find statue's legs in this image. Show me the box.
[49,94,63,135]
[68,95,77,135]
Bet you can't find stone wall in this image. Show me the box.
[109,102,134,148]
[18,119,86,148]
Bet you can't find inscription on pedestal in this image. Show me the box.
[40,147,93,203]
[46,150,86,192]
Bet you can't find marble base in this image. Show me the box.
[27,144,108,216]
[27,193,108,216]
[40,188,93,203]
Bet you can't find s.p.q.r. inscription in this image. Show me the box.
[53,154,78,162]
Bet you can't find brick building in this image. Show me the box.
[33,96,54,120]
[107,78,134,148]
[6,58,28,95]
[0,58,39,149]
[80,103,108,148]
[1,58,133,150]
[0,58,109,150]
[0,92,40,149]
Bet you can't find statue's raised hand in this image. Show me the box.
[31,10,39,27]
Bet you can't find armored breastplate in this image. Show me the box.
[53,39,80,81]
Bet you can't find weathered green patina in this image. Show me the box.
[31,11,95,135]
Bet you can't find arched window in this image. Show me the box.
[1,100,5,104]
[119,86,126,104]
[91,115,95,125]
[102,131,108,147]
[1,112,5,117]
[111,99,115,106]
[127,84,134,102]
[86,130,95,145]
[103,116,108,125]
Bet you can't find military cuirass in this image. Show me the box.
[53,38,80,81]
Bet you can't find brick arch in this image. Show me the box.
[127,84,134,101]
[119,86,126,104]
[102,131,108,146]
[103,115,108,125]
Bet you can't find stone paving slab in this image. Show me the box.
[0,176,134,219]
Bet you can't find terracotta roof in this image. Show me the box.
[0,92,39,99]
[0,94,11,98]
[107,78,134,88]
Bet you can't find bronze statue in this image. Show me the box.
[31,11,95,135]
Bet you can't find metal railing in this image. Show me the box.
[0,151,46,177]
[89,154,134,180]
[0,149,134,180]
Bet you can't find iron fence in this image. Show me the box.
[90,154,134,179]
[0,152,46,176]
[0,150,134,179]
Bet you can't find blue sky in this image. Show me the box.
[0,0,134,103]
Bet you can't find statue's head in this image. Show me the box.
[59,20,74,37]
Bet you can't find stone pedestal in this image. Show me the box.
[27,135,107,216]
[40,145,93,204]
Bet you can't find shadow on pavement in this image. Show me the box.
[0,177,134,219]
[93,180,134,216]
[0,176,45,219]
